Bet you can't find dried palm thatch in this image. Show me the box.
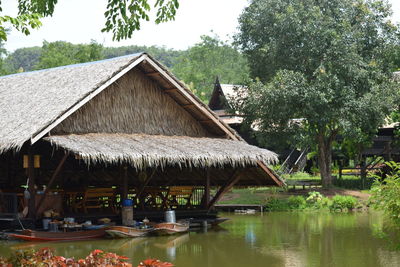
[53,68,209,137]
[0,54,143,153]
[45,133,278,170]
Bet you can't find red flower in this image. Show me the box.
[138,259,174,267]
[91,249,104,255]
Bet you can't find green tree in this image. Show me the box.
[104,45,182,68]
[172,34,249,101]
[4,46,41,72]
[0,0,179,41]
[234,0,399,187]
[35,40,104,69]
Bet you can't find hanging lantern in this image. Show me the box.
[23,155,28,169]
[23,155,41,168]
[34,155,40,168]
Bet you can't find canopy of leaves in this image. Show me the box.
[34,40,104,70]
[234,0,399,150]
[172,34,249,101]
[104,45,182,68]
[0,0,179,41]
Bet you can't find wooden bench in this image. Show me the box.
[167,186,195,209]
[285,179,321,190]
[74,188,115,213]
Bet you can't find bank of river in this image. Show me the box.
[1,211,400,266]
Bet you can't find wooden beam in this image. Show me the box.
[27,148,36,219]
[208,170,241,210]
[122,166,128,200]
[36,153,68,214]
[257,161,285,186]
[137,169,157,197]
[204,169,211,208]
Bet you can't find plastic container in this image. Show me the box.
[122,206,134,226]
[49,222,59,232]
[122,199,133,207]
[165,210,176,223]
[42,218,51,230]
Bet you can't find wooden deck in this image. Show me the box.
[214,204,264,213]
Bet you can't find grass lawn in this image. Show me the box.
[217,172,373,205]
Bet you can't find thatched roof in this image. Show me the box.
[45,133,278,170]
[0,53,240,153]
[0,53,283,185]
[0,54,143,153]
[209,80,245,125]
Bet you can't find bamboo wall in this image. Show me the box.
[53,69,210,137]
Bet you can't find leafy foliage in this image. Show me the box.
[234,0,399,186]
[265,191,360,212]
[34,40,104,70]
[102,0,179,41]
[0,0,180,42]
[370,161,400,225]
[4,46,41,72]
[330,195,358,211]
[0,247,173,267]
[172,34,249,101]
[287,196,307,210]
[104,45,182,68]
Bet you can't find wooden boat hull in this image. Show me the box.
[152,223,189,235]
[105,226,151,238]
[8,228,106,242]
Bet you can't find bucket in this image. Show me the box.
[164,210,176,223]
[122,199,133,207]
[49,222,59,232]
[42,218,51,230]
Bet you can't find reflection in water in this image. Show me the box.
[1,212,400,267]
[245,226,256,247]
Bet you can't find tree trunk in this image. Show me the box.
[317,134,334,188]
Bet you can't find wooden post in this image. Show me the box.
[27,147,36,219]
[204,169,210,209]
[122,166,128,200]
[137,169,157,197]
[36,153,68,214]
[208,170,241,210]
[360,157,367,190]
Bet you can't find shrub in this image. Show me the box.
[0,248,174,267]
[305,191,330,209]
[333,176,375,190]
[264,197,290,211]
[287,196,307,210]
[330,195,358,211]
[306,191,324,204]
[370,161,400,225]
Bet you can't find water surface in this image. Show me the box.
[1,212,400,267]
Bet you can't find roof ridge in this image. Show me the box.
[0,52,145,80]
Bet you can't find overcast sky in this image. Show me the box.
[3,0,400,52]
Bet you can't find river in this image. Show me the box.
[1,211,400,266]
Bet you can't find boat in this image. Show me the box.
[8,228,107,242]
[151,222,189,235]
[105,226,152,238]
